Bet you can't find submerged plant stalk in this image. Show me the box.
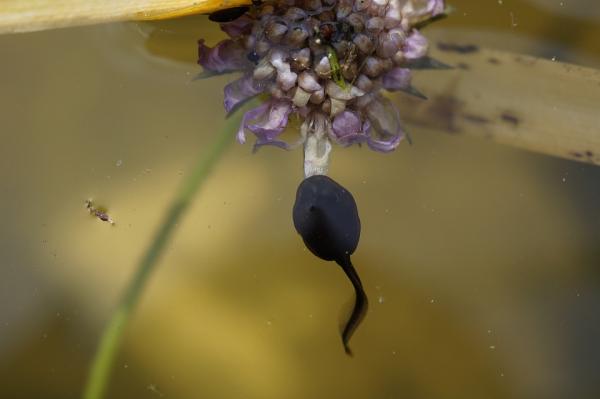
[81,104,252,399]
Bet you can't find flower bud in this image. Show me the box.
[266,21,288,43]
[286,26,309,47]
[284,7,306,21]
[309,88,326,104]
[366,17,384,33]
[298,71,323,92]
[354,0,371,12]
[346,13,366,32]
[353,33,374,54]
[293,87,312,107]
[253,59,276,80]
[355,74,373,92]
[291,48,311,71]
[337,0,353,19]
[362,56,384,77]
[330,98,346,117]
[315,56,332,78]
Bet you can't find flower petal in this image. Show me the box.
[224,75,265,114]
[402,0,445,25]
[365,96,405,152]
[197,39,248,73]
[247,100,292,139]
[220,15,253,37]
[251,101,301,151]
[384,0,403,28]
[331,111,369,146]
[234,99,294,150]
[298,71,322,92]
[237,102,270,144]
[381,68,412,91]
[404,30,428,60]
[377,28,405,58]
[270,50,298,91]
[367,134,402,152]
[332,111,361,138]
[326,81,365,100]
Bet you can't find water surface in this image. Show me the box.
[1,1,599,398]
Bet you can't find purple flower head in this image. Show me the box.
[198,0,446,160]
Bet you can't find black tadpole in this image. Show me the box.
[292,175,368,356]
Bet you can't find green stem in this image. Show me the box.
[82,107,250,399]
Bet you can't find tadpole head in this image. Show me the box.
[292,175,360,264]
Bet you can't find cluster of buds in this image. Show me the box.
[198,0,447,177]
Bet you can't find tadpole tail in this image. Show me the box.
[336,255,369,357]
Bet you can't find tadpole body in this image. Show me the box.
[293,175,368,356]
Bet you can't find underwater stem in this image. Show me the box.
[81,106,249,399]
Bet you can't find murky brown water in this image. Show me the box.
[1,1,599,398]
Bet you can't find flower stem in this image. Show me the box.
[82,106,250,399]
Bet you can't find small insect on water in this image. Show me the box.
[326,46,347,89]
[293,175,368,356]
[85,199,115,225]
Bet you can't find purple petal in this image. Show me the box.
[362,120,371,135]
[223,75,265,114]
[298,71,322,92]
[365,96,401,136]
[367,134,402,152]
[404,30,428,60]
[426,0,446,16]
[197,39,248,73]
[237,100,292,148]
[384,0,402,28]
[247,100,292,140]
[270,51,297,91]
[220,15,253,37]
[381,68,412,91]
[331,111,369,146]
[237,102,270,144]
[402,0,445,22]
[365,96,405,152]
[332,111,360,138]
[377,28,405,58]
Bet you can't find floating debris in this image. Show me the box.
[85,199,115,225]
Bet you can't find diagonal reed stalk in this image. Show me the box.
[82,103,252,399]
